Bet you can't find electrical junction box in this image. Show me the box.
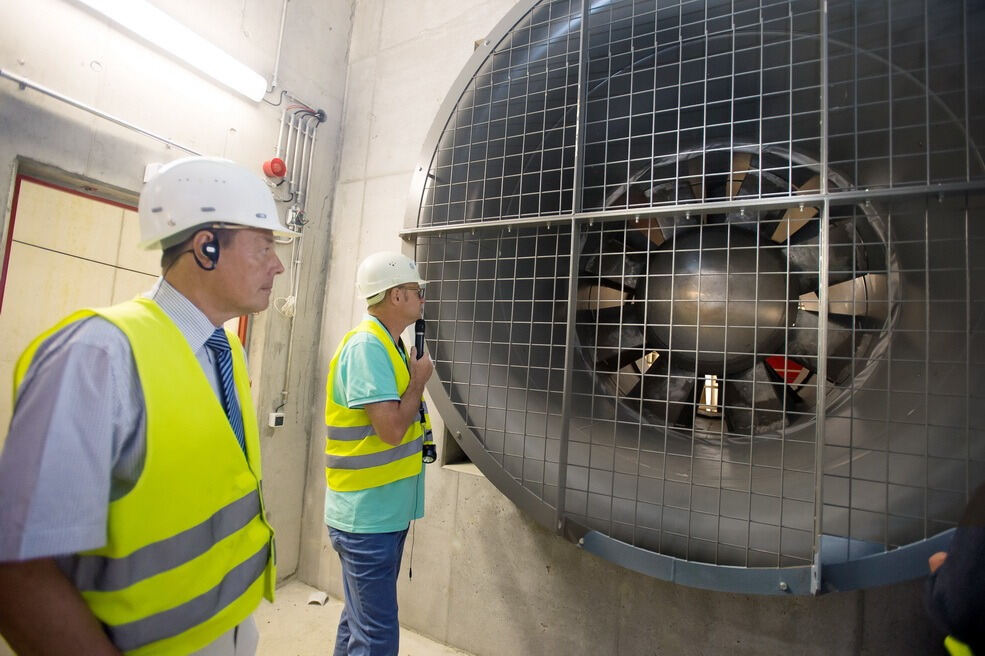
[268,412,285,428]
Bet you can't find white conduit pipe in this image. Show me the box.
[275,103,289,159]
[0,68,200,155]
[302,119,318,212]
[268,0,289,94]
[283,112,298,193]
[296,114,318,208]
[296,118,310,209]
[288,112,307,197]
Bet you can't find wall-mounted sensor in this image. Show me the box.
[268,412,285,428]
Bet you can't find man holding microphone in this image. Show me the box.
[323,251,434,656]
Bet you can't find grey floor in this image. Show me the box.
[0,580,470,656]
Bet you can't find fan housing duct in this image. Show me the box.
[403,0,985,594]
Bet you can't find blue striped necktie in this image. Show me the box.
[205,328,247,455]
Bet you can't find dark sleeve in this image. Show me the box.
[925,483,985,652]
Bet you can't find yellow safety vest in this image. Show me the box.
[13,298,276,656]
[324,318,426,492]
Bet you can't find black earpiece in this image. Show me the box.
[183,230,220,272]
[201,237,220,265]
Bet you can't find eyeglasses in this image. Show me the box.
[399,285,426,299]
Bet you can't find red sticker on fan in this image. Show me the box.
[765,356,809,387]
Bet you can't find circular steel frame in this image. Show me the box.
[403,0,985,594]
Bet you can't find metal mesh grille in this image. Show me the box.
[570,214,824,567]
[583,1,825,210]
[410,0,985,588]
[827,1,985,189]
[822,193,985,562]
[422,226,572,503]
[420,1,581,226]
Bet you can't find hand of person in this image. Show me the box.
[409,347,433,385]
[928,551,947,573]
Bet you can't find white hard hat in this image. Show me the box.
[138,156,295,250]
[356,252,426,300]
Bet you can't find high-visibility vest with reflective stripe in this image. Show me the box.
[324,318,425,492]
[13,298,276,656]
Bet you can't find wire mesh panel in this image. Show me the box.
[408,0,985,593]
[572,213,830,567]
[821,193,985,565]
[419,226,573,505]
[419,0,582,227]
[827,0,985,189]
[582,0,826,211]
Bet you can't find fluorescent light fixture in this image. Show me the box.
[76,0,268,101]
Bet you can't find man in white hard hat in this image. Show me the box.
[324,251,435,656]
[0,157,289,655]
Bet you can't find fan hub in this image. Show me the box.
[645,225,794,375]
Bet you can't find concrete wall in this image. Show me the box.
[0,0,351,580]
[298,1,950,655]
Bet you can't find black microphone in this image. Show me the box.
[414,318,436,463]
[414,319,426,359]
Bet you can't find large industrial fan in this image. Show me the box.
[403,0,985,593]
[579,144,889,436]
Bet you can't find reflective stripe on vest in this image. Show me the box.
[69,490,261,592]
[326,436,424,469]
[14,299,276,655]
[107,543,269,652]
[328,425,376,441]
[324,318,425,492]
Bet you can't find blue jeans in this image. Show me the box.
[328,527,408,656]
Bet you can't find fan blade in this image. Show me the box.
[696,373,722,417]
[582,314,645,371]
[764,356,810,388]
[728,152,752,198]
[787,308,856,384]
[625,187,668,247]
[638,366,695,426]
[771,175,820,243]
[693,414,725,439]
[764,356,822,409]
[790,371,819,406]
[632,218,666,247]
[577,284,628,311]
[637,350,661,374]
[723,362,789,435]
[584,231,648,290]
[616,351,661,395]
[798,273,889,321]
[616,368,641,396]
[626,187,649,208]
[783,219,871,293]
